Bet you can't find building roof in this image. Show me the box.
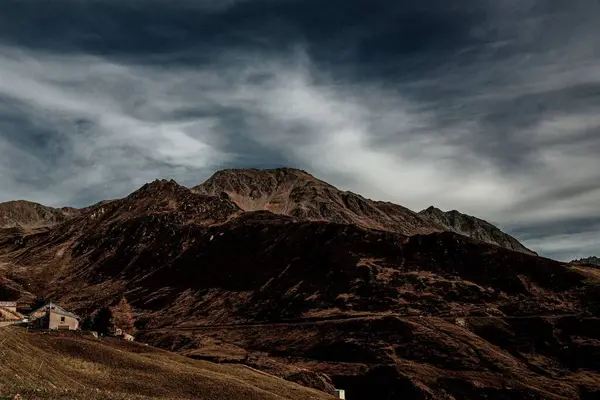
[0,307,23,321]
[30,302,79,320]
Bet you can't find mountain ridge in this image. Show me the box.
[193,168,441,236]
[1,168,535,255]
[571,256,600,267]
[193,168,534,253]
[0,200,78,229]
[418,206,537,255]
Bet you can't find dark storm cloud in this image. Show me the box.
[0,1,459,46]
[513,218,600,261]
[1,0,600,261]
[0,0,493,77]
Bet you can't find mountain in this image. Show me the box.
[0,200,77,229]
[571,256,600,267]
[193,168,535,254]
[418,206,537,255]
[1,168,599,399]
[0,327,331,400]
[192,168,442,236]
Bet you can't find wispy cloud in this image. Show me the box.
[0,47,233,205]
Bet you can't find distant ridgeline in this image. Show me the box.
[571,256,600,266]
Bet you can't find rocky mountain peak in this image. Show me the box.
[196,168,325,201]
[209,167,314,180]
[194,169,536,251]
[571,256,600,266]
[194,168,439,236]
[418,206,536,255]
[131,178,182,196]
[111,178,243,226]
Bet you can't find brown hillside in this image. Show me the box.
[0,170,599,399]
[0,200,77,229]
[193,168,441,236]
[194,168,535,254]
[0,326,332,399]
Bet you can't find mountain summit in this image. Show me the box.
[194,168,534,253]
[195,167,441,234]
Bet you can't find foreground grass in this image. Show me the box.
[0,327,331,400]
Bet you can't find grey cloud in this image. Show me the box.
[1,1,600,261]
[522,228,600,262]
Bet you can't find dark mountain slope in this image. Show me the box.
[1,175,599,399]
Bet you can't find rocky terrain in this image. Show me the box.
[195,168,535,254]
[0,168,599,399]
[0,200,77,229]
[193,168,441,236]
[571,256,600,267]
[418,206,537,255]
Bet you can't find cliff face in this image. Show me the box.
[1,168,597,399]
[418,206,537,255]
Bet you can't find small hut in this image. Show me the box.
[29,302,80,330]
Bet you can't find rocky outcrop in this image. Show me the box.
[418,206,536,255]
[571,256,600,267]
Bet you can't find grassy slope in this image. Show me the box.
[0,327,332,400]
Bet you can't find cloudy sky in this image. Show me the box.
[1,0,599,261]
